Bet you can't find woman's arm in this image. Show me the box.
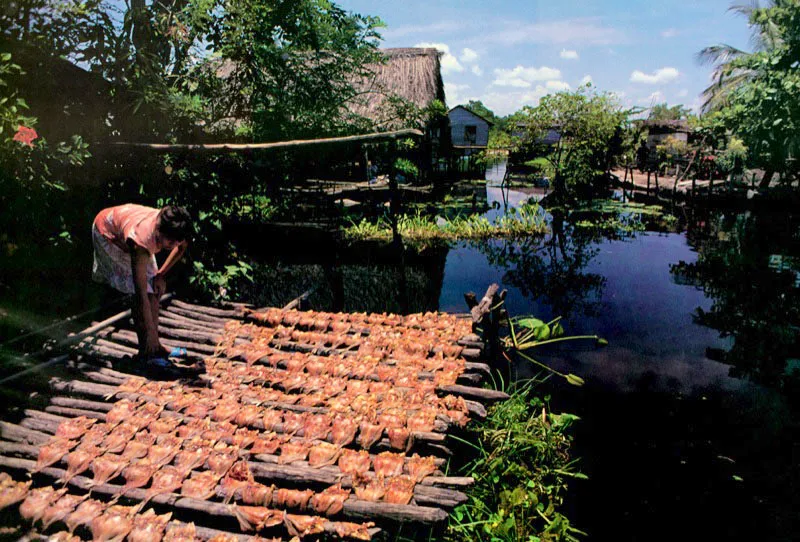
[153,242,187,296]
[129,243,161,356]
[158,241,187,277]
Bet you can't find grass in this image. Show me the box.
[446,381,587,542]
[343,204,548,247]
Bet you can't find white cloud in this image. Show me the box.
[445,82,472,107]
[638,91,666,104]
[471,65,483,76]
[546,80,571,91]
[460,48,479,63]
[580,74,593,86]
[677,88,689,98]
[661,28,678,38]
[492,65,562,88]
[485,18,622,46]
[630,67,680,84]
[482,83,569,115]
[415,42,463,74]
[560,49,579,60]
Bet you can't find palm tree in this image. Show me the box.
[697,1,782,113]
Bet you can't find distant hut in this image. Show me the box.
[643,119,691,150]
[349,48,449,180]
[449,105,492,151]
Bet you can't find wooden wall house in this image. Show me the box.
[447,106,492,177]
[644,119,691,150]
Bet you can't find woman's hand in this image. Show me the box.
[153,273,167,296]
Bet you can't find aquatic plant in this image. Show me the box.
[343,204,548,246]
[447,382,586,542]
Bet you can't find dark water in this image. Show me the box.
[1,163,799,540]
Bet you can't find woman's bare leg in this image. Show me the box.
[148,294,169,357]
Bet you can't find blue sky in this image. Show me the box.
[337,0,753,116]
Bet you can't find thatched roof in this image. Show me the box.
[348,48,446,129]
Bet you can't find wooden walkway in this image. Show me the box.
[0,287,507,541]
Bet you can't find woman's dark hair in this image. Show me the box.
[157,205,192,241]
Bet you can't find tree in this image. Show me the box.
[648,102,692,121]
[706,0,800,187]
[697,0,783,113]
[462,100,498,124]
[1,1,384,140]
[519,86,629,199]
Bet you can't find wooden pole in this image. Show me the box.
[109,128,424,152]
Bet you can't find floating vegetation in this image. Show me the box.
[447,383,586,542]
[566,199,678,234]
[344,204,548,246]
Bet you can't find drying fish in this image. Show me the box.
[91,505,135,542]
[207,444,240,477]
[176,418,211,440]
[301,414,331,441]
[34,438,76,472]
[181,470,221,500]
[128,509,172,542]
[220,460,253,503]
[174,445,210,473]
[332,521,375,541]
[78,423,112,449]
[241,482,273,506]
[133,430,158,446]
[47,532,82,542]
[406,411,436,433]
[405,454,438,482]
[356,421,384,450]
[0,472,31,510]
[353,477,385,502]
[56,416,97,440]
[102,423,138,454]
[164,521,198,542]
[273,488,314,510]
[234,404,262,427]
[387,427,411,451]
[373,451,404,478]
[231,427,261,449]
[212,399,241,422]
[307,442,341,468]
[384,475,416,505]
[278,441,310,464]
[64,498,105,533]
[116,377,146,395]
[251,433,284,455]
[338,449,370,477]
[147,439,180,467]
[142,466,187,507]
[284,513,325,538]
[233,505,284,531]
[330,416,358,447]
[105,400,139,427]
[184,402,210,419]
[41,492,87,529]
[148,417,181,435]
[281,412,305,434]
[118,457,158,497]
[121,439,149,461]
[60,445,102,487]
[310,484,350,516]
[90,454,128,487]
[20,487,68,525]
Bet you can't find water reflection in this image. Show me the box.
[674,210,800,394]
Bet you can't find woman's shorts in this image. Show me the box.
[92,224,156,294]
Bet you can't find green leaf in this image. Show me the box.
[596,337,608,347]
[517,318,545,330]
[732,475,743,482]
[565,374,585,386]
[1,53,10,62]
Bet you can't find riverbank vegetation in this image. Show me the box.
[447,383,586,542]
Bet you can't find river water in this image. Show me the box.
[1,161,798,540]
